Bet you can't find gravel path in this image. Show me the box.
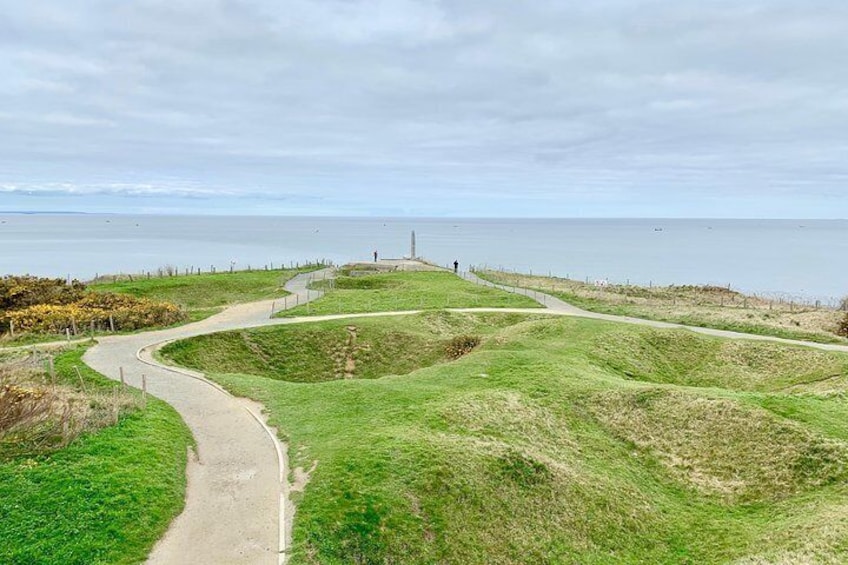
[83,270,330,565]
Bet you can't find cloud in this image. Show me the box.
[0,0,846,216]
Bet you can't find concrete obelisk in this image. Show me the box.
[410,230,416,259]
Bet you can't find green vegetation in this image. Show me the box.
[164,312,848,564]
[478,270,848,344]
[0,275,184,346]
[278,271,539,317]
[0,346,192,565]
[93,266,319,312]
[161,311,544,383]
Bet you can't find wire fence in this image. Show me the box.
[86,259,334,284]
[469,265,847,312]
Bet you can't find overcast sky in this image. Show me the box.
[1,0,847,217]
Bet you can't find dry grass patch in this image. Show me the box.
[440,390,577,457]
[0,351,139,458]
[591,388,848,503]
[734,492,848,564]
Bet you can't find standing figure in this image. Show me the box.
[373,250,378,262]
[453,260,459,273]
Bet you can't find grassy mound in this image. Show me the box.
[160,311,543,383]
[591,388,848,502]
[278,271,540,317]
[0,346,192,565]
[164,313,848,564]
[591,327,848,392]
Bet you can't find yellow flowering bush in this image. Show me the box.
[3,296,183,334]
[0,275,85,310]
[0,276,185,335]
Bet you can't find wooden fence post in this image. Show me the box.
[74,366,87,393]
[48,356,56,388]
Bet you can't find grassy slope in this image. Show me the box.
[477,271,847,345]
[161,311,544,383]
[0,346,193,565]
[92,267,317,312]
[165,312,848,564]
[278,271,539,317]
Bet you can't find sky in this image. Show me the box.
[1,0,847,218]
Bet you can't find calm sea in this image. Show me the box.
[1,215,846,302]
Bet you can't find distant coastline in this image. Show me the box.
[0,211,90,215]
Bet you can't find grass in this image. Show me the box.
[277,271,540,317]
[92,266,318,312]
[162,311,848,564]
[0,346,193,565]
[161,311,547,383]
[477,270,848,345]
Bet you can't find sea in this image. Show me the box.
[1,215,846,304]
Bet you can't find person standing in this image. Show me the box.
[373,250,378,262]
[453,260,459,273]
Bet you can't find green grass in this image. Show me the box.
[163,312,848,564]
[92,266,318,312]
[161,311,547,383]
[0,346,193,565]
[278,271,540,317]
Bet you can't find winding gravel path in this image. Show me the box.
[78,267,848,565]
[83,270,330,565]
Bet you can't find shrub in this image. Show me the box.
[3,295,184,334]
[0,354,140,458]
[0,384,54,443]
[0,276,185,336]
[0,275,85,311]
[445,335,481,359]
[837,312,848,338]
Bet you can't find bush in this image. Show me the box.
[445,335,481,359]
[837,312,848,338]
[0,276,185,336]
[3,296,184,334]
[0,276,85,311]
[0,352,140,458]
